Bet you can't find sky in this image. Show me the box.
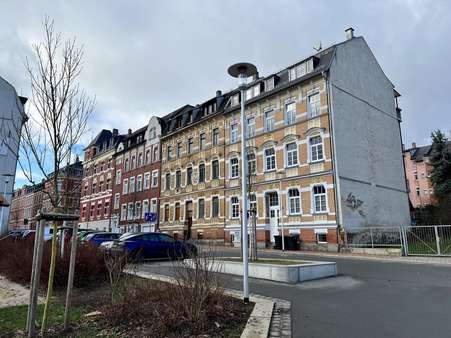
[1,0,450,185]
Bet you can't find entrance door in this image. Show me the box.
[267,192,279,243]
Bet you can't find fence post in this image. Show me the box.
[401,226,409,256]
[434,226,441,255]
[370,228,374,249]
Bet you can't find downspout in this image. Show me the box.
[324,70,346,251]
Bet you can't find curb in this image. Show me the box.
[129,270,291,338]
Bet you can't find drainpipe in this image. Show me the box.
[324,71,346,250]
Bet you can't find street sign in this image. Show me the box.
[144,212,157,223]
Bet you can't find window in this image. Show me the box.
[175,202,180,221]
[265,77,275,91]
[176,170,181,188]
[289,59,314,81]
[316,230,327,243]
[153,146,159,162]
[123,179,128,194]
[186,167,193,185]
[285,101,296,125]
[114,193,120,209]
[246,84,260,100]
[121,204,127,220]
[231,196,240,219]
[104,202,109,216]
[199,133,206,150]
[231,93,240,106]
[230,123,238,143]
[131,156,136,170]
[212,160,219,179]
[137,175,143,191]
[187,138,193,154]
[165,173,171,190]
[142,200,149,218]
[265,110,275,132]
[151,199,158,213]
[146,149,151,164]
[249,194,257,215]
[286,142,298,167]
[230,157,239,178]
[288,189,301,214]
[151,170,159,187]
[198,199,205,219]
[127,203,134,220]
[246,116,255,138]
[144,172,151,189]
[177,141,182,158]
[416,187,420,196]
[198,163,205,183]
[313,185,327,213]
[212,128,219,146]
[115,170,121,185]
[138,153,143,167]
[265,148,276,171]
[124,159,129,171]
[129,176,135,193]
[135,202,141,220]
[308,93,320,118]
[309,136,324,162]
[247,152,256,175]
[164,204,169,222]
[167,145,173,160]
[149,126,156,139]
[212,196,219,217]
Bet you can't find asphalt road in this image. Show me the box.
[140,248,451,338]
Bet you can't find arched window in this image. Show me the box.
[288,189,301,214]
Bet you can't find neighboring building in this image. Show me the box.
[79,129,123,231]
[403,141,451,208]
[0,75,27,236]
[111,117,162,233]
[9,160,83,230]
[158,28,410,251]
[9,183,44,230]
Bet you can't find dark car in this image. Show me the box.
[106,232,197,261]
[85,232,121,246]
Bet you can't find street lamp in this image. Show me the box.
[228,62,258,304]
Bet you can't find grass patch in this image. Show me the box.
[219,258,309,265]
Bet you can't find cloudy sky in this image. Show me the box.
[1,0,450,158]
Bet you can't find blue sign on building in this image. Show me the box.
[144,212,157,223]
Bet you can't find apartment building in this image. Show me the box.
[404,141,451,208]
[159,28,410,251]
[111,117,161,233]
[79,129,123,231]
[9,183,44,230]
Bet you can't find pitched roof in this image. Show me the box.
[406,141,451,161]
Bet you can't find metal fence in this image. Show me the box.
[345,225,451,257]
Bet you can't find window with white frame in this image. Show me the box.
[309,136,324,162]
[212,196,219,217]
[288,188,301,214]
[121,204,127,220]
[246,116,255,138]
[186,167,193,185]
[176,141,182,158]
[142,200,149,219]
[265,110,275,132]
[285,101,296,125]
[151,199,158,213]
[127,203,134,220]
[124,159,129,171]
[230,123,238,143]
[313,185,327,213]
[245,84,260,100]
[265,148,276,171]
[151,170,159,187]
[315,229,327,243]
[199,132,206,150]
[167,145,173,160]
[231,196,240,219]
[187,137,193,154]
[249,194,257,215]
[199,163,205,183]
[165,172,171,190]
[164,204,169,222]
[247,152,256,175]
[114,193,120,209]
[265,77,275,91]
[135,201,141,220]
[123,179,128,194]
[231,93,240,106]
[212,159,219,179]
[153,146,159,162]
[115,170,121,185]
[129,176,135,193]
[230,157,239,178]
[286,142,298,167]
[144,172,151,189]
[308,93,320,118]
[137,175,143,191]
[175,170,181,187]
[198,198,205,219]
[212,128,219,146]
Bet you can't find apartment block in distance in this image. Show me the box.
[111,117,162,233]
[158,28,410,251]
[79,129,123,231]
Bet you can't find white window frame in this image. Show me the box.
[137,174,143,192]
[287,188,301,215]
[285,101,296,125]
[230,123,238,143]
[309,135,324,163]
[151,198,158,213]
[144,172,151,190]
[246,116,255,138]
[198,198,205,219]
[285,142,299,167]
[308,92,321,118]
[211,159,220,180]
[247,151,256,175]
[211,196,219,218]
[312,184,328,213]
[264,110,275,132]
[115,170,122,185]
[231,196,240,219]
[129,176,135,193]
[151,170,159,187]
[123,178,128,194]
[121,204,127,220]
[127,202,134,220]
[230,157,239,179]
[264,147,276,171]
[135,201,141,220]
[142,199,149,219]
[114,193,120,209]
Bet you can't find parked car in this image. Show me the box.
[85,232,121,246]
[102,232,197,261]
[78,230,97,242]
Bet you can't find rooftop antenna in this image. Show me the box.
[313,41,322,52]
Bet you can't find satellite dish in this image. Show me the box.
[313,42,322,52]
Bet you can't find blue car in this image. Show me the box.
[106,232,197,260]
[85,232,121,246]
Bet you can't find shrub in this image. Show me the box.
[0,238,107,288]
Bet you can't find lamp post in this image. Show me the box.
[228,62,257,304]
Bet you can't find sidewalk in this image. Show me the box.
[204,244,451,266]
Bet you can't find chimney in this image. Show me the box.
[412,142,417,149]
[128,128,132,135]
[112,128,118,136]
[345,27,354,40]
[216,90,222,97]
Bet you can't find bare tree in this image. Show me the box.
[20,16,94,335]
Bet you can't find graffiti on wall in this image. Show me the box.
[345,192,365,217]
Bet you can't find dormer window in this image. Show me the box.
[245,84,261,101]
[149,127,156,139]
[231,94,240,107]
[265,77,275,91]
[289,58,314,81]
